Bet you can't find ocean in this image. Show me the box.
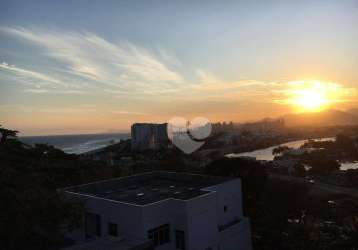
[20,133,130,154]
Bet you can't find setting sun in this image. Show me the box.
[283,80,348,113]
[293,86,328,112]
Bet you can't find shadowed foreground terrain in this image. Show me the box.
[1,128,358,250]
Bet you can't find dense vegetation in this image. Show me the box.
[205,157,358,250]
[1,126,358,250]
[0,127,120,250]
[302,134,358,162]
[272,134,358,187]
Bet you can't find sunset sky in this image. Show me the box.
[1,0,358,135]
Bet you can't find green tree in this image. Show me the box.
[0,125,18,144]
[0,129,117,250]
[205,157,268,215]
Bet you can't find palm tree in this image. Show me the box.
[0,125,19,144]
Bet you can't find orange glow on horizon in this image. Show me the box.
[283,80,348,113]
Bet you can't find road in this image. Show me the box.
[269,173,358,198]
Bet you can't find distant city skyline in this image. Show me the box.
[1,0,358,135]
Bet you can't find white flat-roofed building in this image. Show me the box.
[62,171,252,250]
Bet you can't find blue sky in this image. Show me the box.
[1,0,358,135]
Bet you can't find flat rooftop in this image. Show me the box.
[64,171,233,205]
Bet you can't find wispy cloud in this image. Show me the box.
[1,26,356,109]
[187,69,283,102]
[0,26,287,103]
[111,110,150,116]
[0,62,63,86]
[23,88,87,95]
[0,26,184,96]
[0,104,97,114]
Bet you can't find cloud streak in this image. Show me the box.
[0,26,297,104]
[0,27,184,96]
[1,26,356,112]
[111,110,150,116]
[23,88,87,95]
[0,62,63,86]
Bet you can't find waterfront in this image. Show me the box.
[227,138,358,170]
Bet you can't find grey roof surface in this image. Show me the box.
[64,171,233,205]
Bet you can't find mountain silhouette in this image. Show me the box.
[282,109,358,127]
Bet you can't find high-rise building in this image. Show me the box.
[131,123,169,151]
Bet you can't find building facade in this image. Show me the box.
[131,123,169,151]
[63,172,252,250]
[238,118,285,135]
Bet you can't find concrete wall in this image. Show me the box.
[206,179,244,227]
[219,217,252,250]
[141,199,187,250]
[65,193,145,243]
[185,193,219,250]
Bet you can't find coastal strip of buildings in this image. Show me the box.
[130,119,285,152]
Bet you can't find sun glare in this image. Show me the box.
[286,80,341,113]
[293,88,328,111]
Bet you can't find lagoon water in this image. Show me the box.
[340,161,358,171]
[227,138,358,170]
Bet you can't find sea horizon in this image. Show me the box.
[20,132,130,154]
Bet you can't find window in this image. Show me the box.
[108,222,118,237]
[175,230,185,250]
[148,224,170,246]
[85,212,101,239]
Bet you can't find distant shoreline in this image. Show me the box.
[19,132,130,138]
[19,133,130,154]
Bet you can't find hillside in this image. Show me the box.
[283,109,358,127]
[347,108,358,116]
